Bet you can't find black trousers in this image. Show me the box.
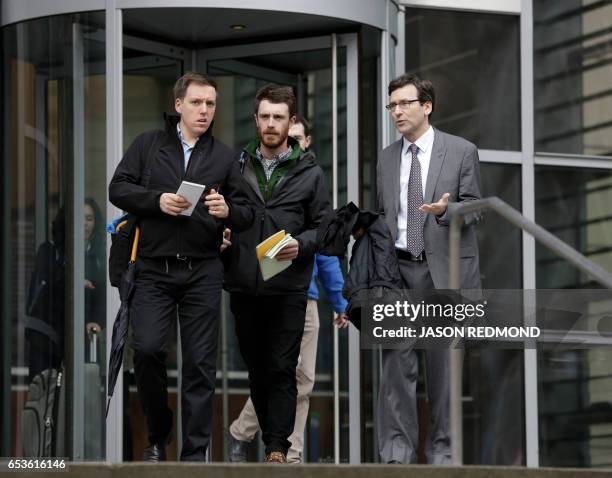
[230,292,306,455]
[130,255,223,461]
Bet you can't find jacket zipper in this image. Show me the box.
[265,161,313,206]
[176,137,185,256]
[254,212,266,294]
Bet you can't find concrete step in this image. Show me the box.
[5,463,612,478]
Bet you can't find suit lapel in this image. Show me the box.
[424,128,446,204]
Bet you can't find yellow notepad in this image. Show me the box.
[256,230,293,281]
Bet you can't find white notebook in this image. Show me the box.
[256,231,293,281]
[176,181,206,216]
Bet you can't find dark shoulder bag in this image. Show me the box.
[108,131,164,287]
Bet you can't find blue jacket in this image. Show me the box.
[308,254,348,313]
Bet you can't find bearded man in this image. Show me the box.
[223,84,331,463]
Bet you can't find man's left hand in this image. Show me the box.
[275,238,299,261]
[334,312,349,329]
[420,192,449,216]
[205,189,229,219]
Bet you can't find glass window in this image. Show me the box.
[360,26,381,211]
[538,347,612,467]
[467,163,524,465]
[536,166,612,467]
[2,12,106,459]
[534,2,612,156]
[404,8,521,151]
[462,163,524,465]
[479,164,522,289]
[536,167,612,289]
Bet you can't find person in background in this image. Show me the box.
[26,198,106,380]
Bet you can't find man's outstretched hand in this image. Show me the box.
[420,192,449,216]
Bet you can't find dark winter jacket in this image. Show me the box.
[109,116,254,258]
[318,203,402,328]
[223,137,332,295]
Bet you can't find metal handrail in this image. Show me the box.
[448,196,612,465]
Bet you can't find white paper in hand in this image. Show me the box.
[265,234,294,258]
[259,234,293,280]
[176,181,205,216]
[260,256,292,281]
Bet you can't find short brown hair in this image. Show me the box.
[173,72,217,100]
[254,84,296,117]
[388,74,435,118]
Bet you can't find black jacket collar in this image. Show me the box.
[164,114,215,146]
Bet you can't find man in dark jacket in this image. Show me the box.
[109,72,253,462]
[224,85,331,463]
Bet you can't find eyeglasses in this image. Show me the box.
[385,99,422,111]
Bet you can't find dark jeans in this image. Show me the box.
[130,255,223,461]
[230,292,307,455]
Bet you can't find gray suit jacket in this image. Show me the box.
[376,127,482,289]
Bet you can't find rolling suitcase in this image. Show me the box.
[84,330,103,458]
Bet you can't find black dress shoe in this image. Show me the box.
[143,443,167,462]
[228,433,249,462]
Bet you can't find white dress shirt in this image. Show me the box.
[395,125,435,251]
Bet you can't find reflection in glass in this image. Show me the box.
[360,26,381,211]
[404,8,520,151]
[478,164,522,289]
[536,166,612,467]
[462,164,524,465]
[536,167,612,289]
[539,347,612,467]
[534,2,612,156]
[2,12,106,459]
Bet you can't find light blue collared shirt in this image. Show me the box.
[177,123,196,172]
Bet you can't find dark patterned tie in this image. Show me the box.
[406,143,425,256]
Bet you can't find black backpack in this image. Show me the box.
[21,366,65,457]
[108,131,164,287]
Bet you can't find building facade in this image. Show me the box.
[2,0,612,467]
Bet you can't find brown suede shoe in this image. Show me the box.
[265,451,287,463]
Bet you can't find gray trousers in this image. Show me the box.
[376,258,452,464]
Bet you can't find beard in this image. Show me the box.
[258,125,289,149]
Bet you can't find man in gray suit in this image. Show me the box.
[375,73,482,464]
